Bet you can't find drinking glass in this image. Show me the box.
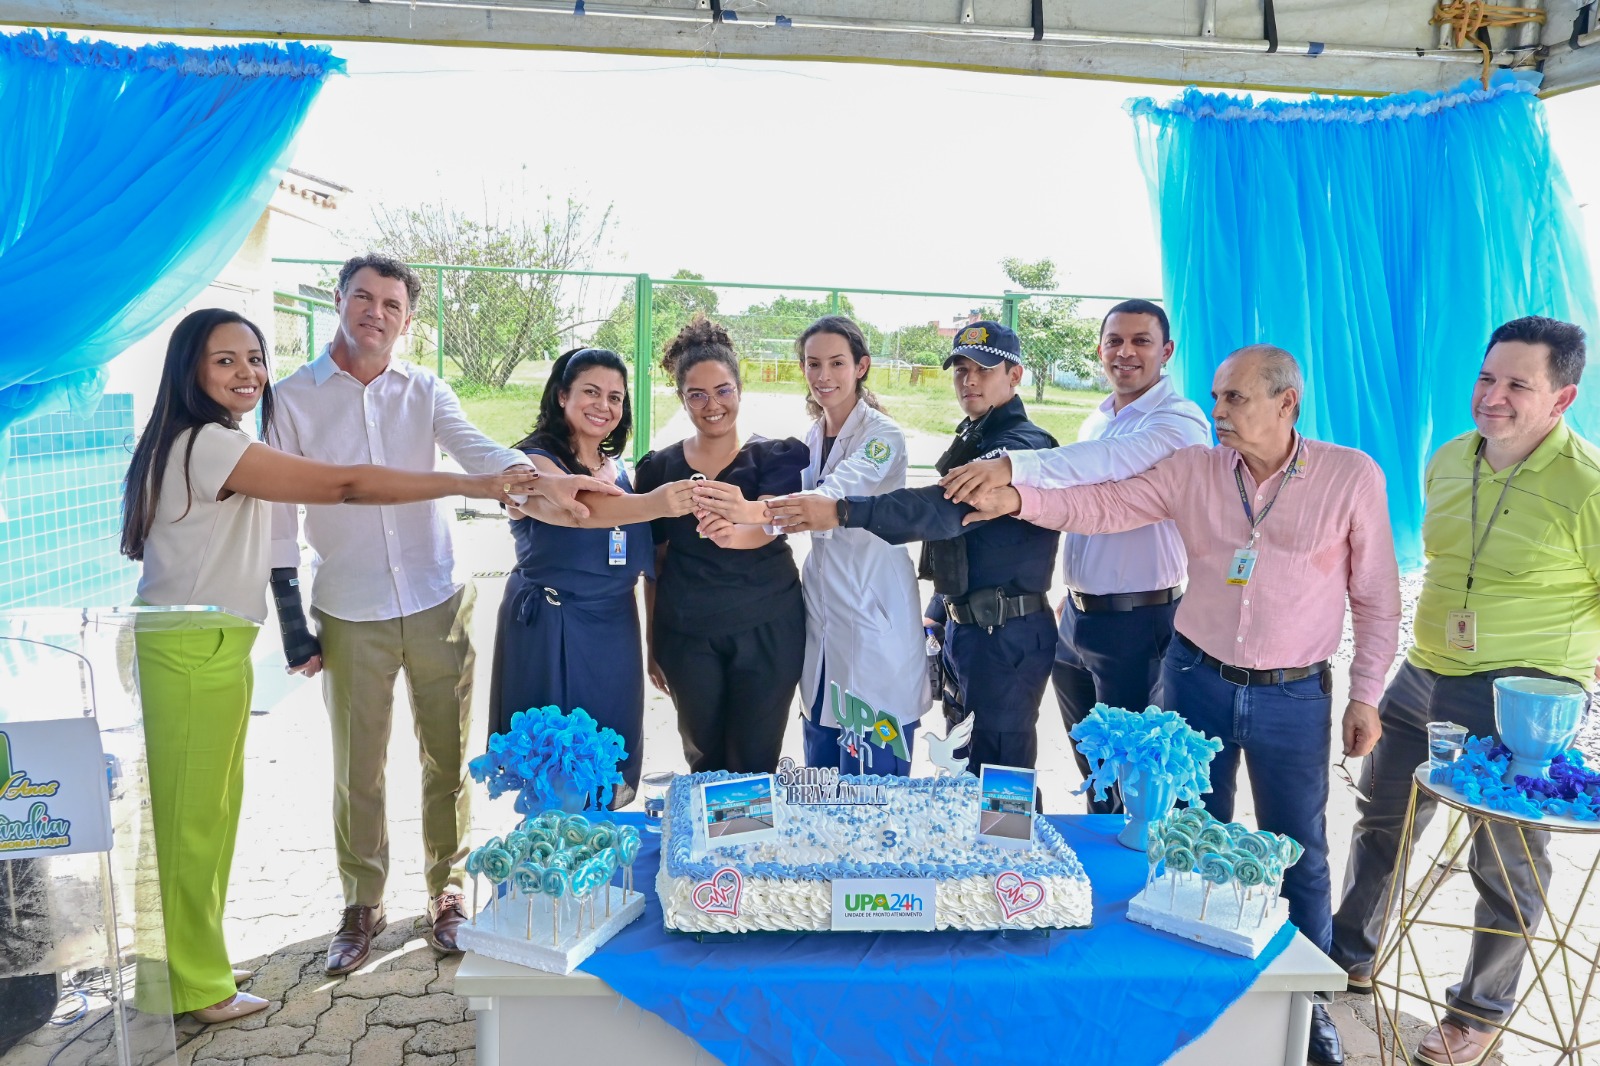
[1427,720,1468,776]
[642,771,674,834]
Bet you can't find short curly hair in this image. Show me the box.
[661,313,741,391]
[337,254,422,311]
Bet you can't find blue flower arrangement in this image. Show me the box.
[1440,737,1600,821]
[468,706,627,814]
[1070,704,1224,803]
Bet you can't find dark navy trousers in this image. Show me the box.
[1052,597,1181,815]
[943,611,1057,773]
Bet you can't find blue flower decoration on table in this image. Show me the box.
[468,706,627,814]
[1440,737,1600,821]
[1070,704,1224,803]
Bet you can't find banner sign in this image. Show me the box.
[831,878,937,932]
[0,719,112,859]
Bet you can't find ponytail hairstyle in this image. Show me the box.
[513,347,632,476]
[661,313,741,393]
[794,314,885,421]
[121,309,273,561]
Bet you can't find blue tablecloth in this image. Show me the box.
[580,814,1295,1066]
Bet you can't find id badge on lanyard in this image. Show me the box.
[1229,445,1300,589]
[1227,548,1258,586]
[608,527,628,566]
[1453,444,1525,655]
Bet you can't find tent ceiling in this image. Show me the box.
[5,0,1600,96]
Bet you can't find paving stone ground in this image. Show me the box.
[13,405,1598,1064]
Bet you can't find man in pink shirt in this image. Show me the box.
[966,344,1401,1066]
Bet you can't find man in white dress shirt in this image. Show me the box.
[941,299,1211,812]
[270,254,615,974]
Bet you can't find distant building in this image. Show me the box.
[935,310,986,339]
[0,169,353,613]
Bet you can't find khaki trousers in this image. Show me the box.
[314,585,475,906]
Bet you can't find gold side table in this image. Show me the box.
[1370,766,1600,1064]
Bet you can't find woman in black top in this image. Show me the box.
[634,316,809,773]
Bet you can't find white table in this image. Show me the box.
[457,931,1345,1066]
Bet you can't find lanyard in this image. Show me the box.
[1463,442,1525,604]
[1233,440,1304,540]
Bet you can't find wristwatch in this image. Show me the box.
[835,498,850,526]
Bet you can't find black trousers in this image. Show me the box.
[1052,597,1181,814]
[655,603,805,774]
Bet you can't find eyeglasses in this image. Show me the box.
[684,385,738,410]
[1334,757,1370,803]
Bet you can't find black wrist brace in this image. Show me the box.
[270,567,320,668]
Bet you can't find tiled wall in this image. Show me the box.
[0,394,139,609]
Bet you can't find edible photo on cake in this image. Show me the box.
[701,774,779,848]
[978,765,1036,847]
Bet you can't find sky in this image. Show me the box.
[704,776,773,810]
[20,26,1600,328]
[982,767,1035,805]
[265,41,1183,328]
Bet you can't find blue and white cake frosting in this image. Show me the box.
[658,771,1092,932]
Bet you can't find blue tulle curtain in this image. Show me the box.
[0,30,343,434]
[1129,75,1598,569]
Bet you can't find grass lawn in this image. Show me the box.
[456,360,1106,451]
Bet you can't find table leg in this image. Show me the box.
[1282,992,1312,1066]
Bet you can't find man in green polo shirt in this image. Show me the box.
[1330,315,1600,1066]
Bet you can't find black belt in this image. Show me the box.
[1176,632,1330,688]
[1068,585,1181,614]
[947,589,1050,628]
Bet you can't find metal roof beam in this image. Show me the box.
[0,0,1503,95]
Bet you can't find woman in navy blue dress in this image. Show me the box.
[488,348,696,807]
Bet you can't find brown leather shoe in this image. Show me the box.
[325,904,386,976]
[427,891,468,954]
[1415,1018,1499,1066]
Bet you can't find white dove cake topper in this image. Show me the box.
[924,715,975,778]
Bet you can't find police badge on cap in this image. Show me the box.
[943,320,1022,369]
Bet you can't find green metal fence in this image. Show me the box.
[272,258,1151,461]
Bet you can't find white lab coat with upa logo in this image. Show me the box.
[794,400,931,732]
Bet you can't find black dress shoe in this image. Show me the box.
[1308,1003,1345,1065]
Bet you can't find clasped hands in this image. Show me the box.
[936,456,1024,524]
[687,455,1025,535]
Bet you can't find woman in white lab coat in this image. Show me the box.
[699,315,930,774]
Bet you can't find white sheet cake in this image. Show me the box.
[657,770,1093,933]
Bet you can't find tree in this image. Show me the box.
[365,194,614,388]
[881,322,950,367]
[593,269,719,362]
[984,258,1101,402]
[725,294,861,362]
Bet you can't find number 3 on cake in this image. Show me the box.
[879,829,898,849]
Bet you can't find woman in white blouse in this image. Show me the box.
[118,309,570,1023]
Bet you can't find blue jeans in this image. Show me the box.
[1161,637,1334,954]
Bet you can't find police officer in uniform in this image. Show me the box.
[768,322,1060,772]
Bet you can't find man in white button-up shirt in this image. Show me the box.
[941,300,1211,812]
[269,255,615,974]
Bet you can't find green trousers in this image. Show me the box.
[134,623,257,1015]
